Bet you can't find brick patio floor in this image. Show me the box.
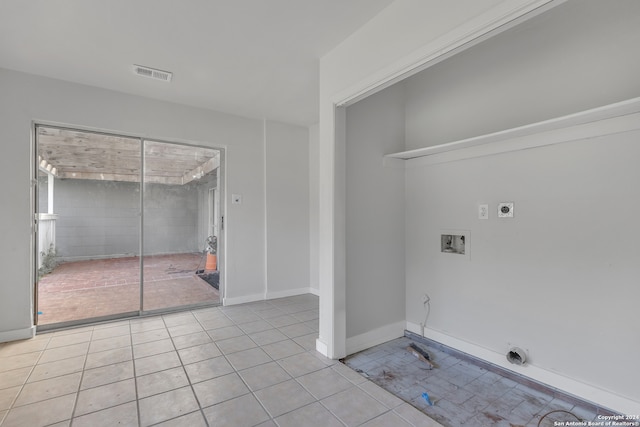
[38,253,220,325]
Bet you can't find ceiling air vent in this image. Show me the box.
[133,65,173,82]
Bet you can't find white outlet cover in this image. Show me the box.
[232,194,242,204]
[478,204,489,219]
[498,202,514,218]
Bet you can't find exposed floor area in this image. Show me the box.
[0,295,441,427]
[38,253,219,325]
[345,337,607,427]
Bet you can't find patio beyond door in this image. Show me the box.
[35,126,221,328]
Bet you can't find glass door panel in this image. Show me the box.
[142,140,220,312]
[36,126,141,326]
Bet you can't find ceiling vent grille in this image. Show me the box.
[133,65,173,82]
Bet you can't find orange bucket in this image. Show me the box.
[205,253,217,271]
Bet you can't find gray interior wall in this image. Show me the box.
[0,68,270,338]
[345,83,405,339]
[404,131,640,403]
[404,0,640,149]
[265,120,310,295]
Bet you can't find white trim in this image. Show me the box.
[308,287,319,297]
[0,326,36,343]
[333,0,565,108]
[222,293,264,306]
[263,119,269,299]
[406,322,640,415]
[265,287,317,300]
[315,337,328,356]
[387,97,640,162]
[346,321,405,356]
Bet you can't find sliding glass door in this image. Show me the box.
[35,126,222,329]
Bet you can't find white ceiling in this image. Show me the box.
[0,0,394,126]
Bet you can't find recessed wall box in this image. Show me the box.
[498,202,514,218]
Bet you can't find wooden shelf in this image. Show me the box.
[385,97,640,160]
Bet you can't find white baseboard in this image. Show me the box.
[406,322,640,415]
[222,293,264,306]
[265,287,317,300]
[346,321,405,356]
[316,338,328,357]
[308,287,319,296]
[0,326,36,343]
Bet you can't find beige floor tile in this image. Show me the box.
[153,410,207,427]
[1,393,75,427]
[84,346,132,370]
[0,367,32,389]
[223,312,261,325]
[80,360,134,390]
[277,352,327,377]
[192,372,249,407]
[255,308,286,319]
[199,317,235,330]
[0,386,21,411]
[0,352,41,373]
[278,323,315,339]
[129,318,165,334]
[0,338,49,357]
[260,339,305,360]
[91,324,130,340]
[177,342,221,365]
[321,387,388,426]
[254,379,315,418]
[131,328,170,345]
[38,342,89,364]
[215,335,257,354]
[162,313,197,328]
[71,401,138,427]
[138,386,199,426]
[183,356,234,384]
[28,355,85,382]
[75,378,136,416]
[296,366,353,400]
[14,372,81,406]
[238,320,273,334]
[47,331,92,349]
[266,314,299,328]
[248,329,288,346]
[202,393,270,427]
[292,333,318,351]
[206,325,244,341]
[133,338,174,359]
[88,334,131,353]
[134,350,181,376]
[225,347,271,371]
[274,402,344,427]
[136,366,189,399]
[359,380,405,409]
[238,361,292,391]
[171,331,212,350]
[331,361,368,384]
[168,323,204,337]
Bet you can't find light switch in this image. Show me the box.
[232,194,242,205]
[478,204,489,220]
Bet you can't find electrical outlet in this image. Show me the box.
[478,204,489,220]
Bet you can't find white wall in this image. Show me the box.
[344,84,406,352]
[0,68,310,340]
[265,120,310,298]
[308,124,320,294]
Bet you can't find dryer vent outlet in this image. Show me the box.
[507,347,527,366]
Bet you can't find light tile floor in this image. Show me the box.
[0,295,441,427]
[345,337,605,427]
